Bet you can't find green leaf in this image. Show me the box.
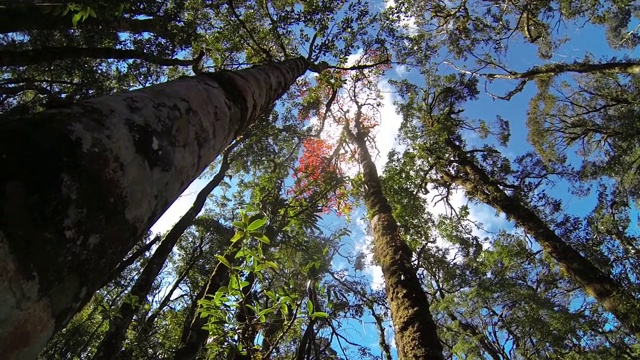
[232,221,246,229]
[311,311,329,320]
[265,291,277,300]
[235,248,249,259]
[230,231,244,243]
[306,300,314,313]
[247,218,267,231]
[72,12,82,27]
[256,234,271,244]
[215,255,231,268]
[259,308,274,316]
[264,261,278,270]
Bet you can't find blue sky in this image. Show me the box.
[148,3,639,359]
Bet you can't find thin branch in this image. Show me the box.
[261,0,289,58]
[328,58,391,71]
[227,0,274,61]
[0,47,196,67]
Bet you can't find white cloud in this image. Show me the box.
[150,177,209,235]
[357,236,385,291]
[394,64,409,77]
[354,216,386,291]
[383,0,418,35]
[371,79,403,171]
[310,51,404,177]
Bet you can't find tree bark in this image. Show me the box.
[0,57,308,359]
[91,153,233,360]
[442,137,640,338]
[346,113,445,360]
[0,47,195,67]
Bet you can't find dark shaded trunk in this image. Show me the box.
[0,47,195,67]
[174,240,240,360]
[346,114,445,360]
[296,279,321,360]
[0,7,167,35]
[235,273,259,360]
[0,57,308,359]
[175,203,288,360]
[442,137,640,337]
[106,235,162,282]
[91,153,233,360]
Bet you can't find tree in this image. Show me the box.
[5,0,640,358]
[0,57,309,358]
[343,87,444,360]
[390,69,640,341]
[91,144,237,360]
[300,56,445,359]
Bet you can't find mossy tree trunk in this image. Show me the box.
[442,137,640,338]
[345,110,445,360]
[0,57,308,359]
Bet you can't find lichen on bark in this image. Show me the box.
[0,57,308,357]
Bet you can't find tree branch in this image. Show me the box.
[0,47,196,67]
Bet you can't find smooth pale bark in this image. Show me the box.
[346,115,445,360]
[455,60,640,100]
[479,60,640,80]
[92,154,232,360]
[0,57,308,359]
[442,138,640,338]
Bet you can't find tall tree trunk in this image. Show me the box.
[345,113,445,360]
[0,57,308,359]
[91,152,233,360]
[442,137,640,337]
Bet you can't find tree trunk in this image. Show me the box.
[442,137,640,337]
[346,114,445,360]
[174,243,239,360]
[106,235,162,282]
[0,57,308,359]
[91,154,232,360]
